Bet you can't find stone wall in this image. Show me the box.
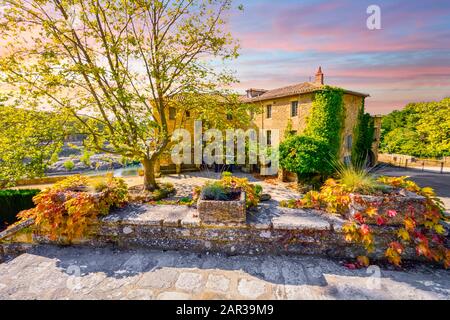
[3,204,443,263]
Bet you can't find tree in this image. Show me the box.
[0,104,67,187]
[351,100,374,166]
[381,98,450,157]
[0,0,241,191]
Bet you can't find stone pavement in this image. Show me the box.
[1,245,449,300]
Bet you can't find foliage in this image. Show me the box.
[0,106,67,187]
[80,151,93,167]
[281,175,449,267]
[380,98,450,157]
[202,182,231,201]
[305,86,345,158]
[284,119,295,139]
[17,175,128,242]
[0,189,40,229]
[279,135,333,177]
[219,175,261,208]
[278,86,345,182]
[222,171,233,178]
[334,162,384,194]
[351,100,375,165]
[63,160,75,171]
[0,0,245,191]
[193,175,261,208]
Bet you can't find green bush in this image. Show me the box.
[63,160,75,171]
[279,135,333,178]
[0,189,40,229]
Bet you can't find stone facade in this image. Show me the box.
[157,68,381,174]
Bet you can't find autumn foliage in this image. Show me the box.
[281,176,449,267]
[17,175,128,243]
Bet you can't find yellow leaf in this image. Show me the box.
[434,224,445,235]
[397,228,410,242]
[365,207,378,217]
[357,256,370,267]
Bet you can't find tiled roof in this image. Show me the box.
[242,82,369,102]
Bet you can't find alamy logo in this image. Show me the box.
[367,5,381,30]
[171,120,279,175]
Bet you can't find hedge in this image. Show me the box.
[0,189,40,229]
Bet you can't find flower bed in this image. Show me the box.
[281,175,449,268]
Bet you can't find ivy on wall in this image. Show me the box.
[351,99,375,166]
[279,86,345,181]
[304,86,345,158]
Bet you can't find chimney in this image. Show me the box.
[315,66,324,85]
[246,88,267,98]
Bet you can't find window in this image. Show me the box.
[185,110,190,119]
[266,105,272,118]
[266,130,272,145]
[291,101,298,117]
[169,107,176,120]
[346,135,353,150]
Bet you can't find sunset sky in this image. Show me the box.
[227,0,450,114]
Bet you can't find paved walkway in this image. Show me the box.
[1,245,449,300]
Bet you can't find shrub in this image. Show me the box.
[279,135,333,178]
[254,184,263,196]
[202,183,231,201]
[0,189,40,229]
[221,171,232,178]
[17,175,128,242]
[334,162,384,194]
[63,160,75,171]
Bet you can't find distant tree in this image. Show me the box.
[0,104,67,187]
[0,0,244,191]
[381,98,450,157]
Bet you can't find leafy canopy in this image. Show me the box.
[381,98,450,157]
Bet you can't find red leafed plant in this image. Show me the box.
[282,174,449,268]
[17,174,128,243]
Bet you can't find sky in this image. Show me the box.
[226,0,450,114]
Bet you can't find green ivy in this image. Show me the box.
[351,99,374,165]
[279,86,345,180]
[305,86,345,158]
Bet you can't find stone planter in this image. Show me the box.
[197,191,246,224]
[348,190,427,226]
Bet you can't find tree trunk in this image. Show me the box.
[142,158,158,191]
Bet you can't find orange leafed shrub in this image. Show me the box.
[17,175,128,242]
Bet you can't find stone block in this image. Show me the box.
[348,191,428,225]
[197,191,246,224]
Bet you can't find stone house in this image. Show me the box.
[157,67,381,175]
[242,67,381,167]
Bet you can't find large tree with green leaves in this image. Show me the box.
[0,0,242,191]
[381,98,450,158]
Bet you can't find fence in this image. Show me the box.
[378,154,450,174]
